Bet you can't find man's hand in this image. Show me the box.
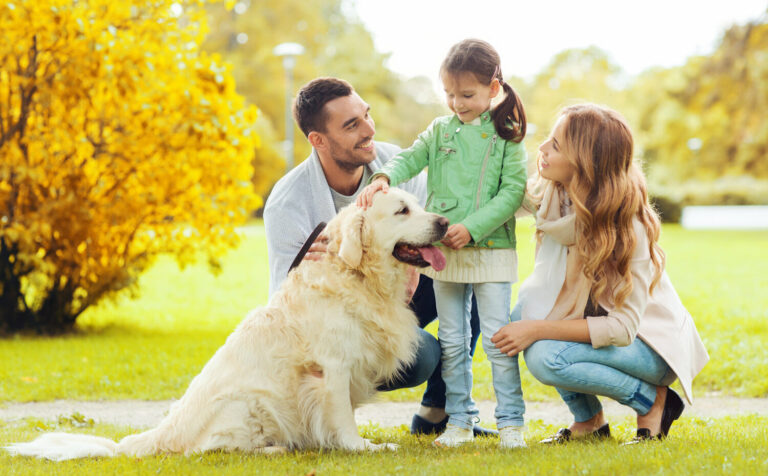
[356,177,390,209]
[491,321,542,356]
[405,266,420,303]
[441,224,471,249]
[304,234,329,261]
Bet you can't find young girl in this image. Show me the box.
[358,39,528,449]
[491,104,709,445]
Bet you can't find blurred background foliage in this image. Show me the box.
[201,0,446,199]
[1,0,766,332]
[203,1,767,219]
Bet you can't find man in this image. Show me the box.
[263,77,494,436]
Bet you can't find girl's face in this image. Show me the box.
[441,71,499,124]
[539,116,576,186]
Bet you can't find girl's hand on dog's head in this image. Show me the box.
[356,177,389,209]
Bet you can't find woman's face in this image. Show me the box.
[538,116,576,186]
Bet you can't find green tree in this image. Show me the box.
[203,0,444,194]
[632,20,768,182]
[517,47,630,166]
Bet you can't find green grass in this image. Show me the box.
[656,226,768,397]
[1,221,767,474]
[1,415,767,475]
[1,221,767,402]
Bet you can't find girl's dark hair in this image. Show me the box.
[440,39,526,142]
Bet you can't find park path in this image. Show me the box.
[1,395,766,429]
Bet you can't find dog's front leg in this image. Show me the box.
[318,366,368,450]
[317,366,394,451]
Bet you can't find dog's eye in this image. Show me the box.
[395,206,409,215]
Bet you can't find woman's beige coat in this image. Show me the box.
[585,219,709,405]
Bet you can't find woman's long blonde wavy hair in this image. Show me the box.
[542,104,665,308]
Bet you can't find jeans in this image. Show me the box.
[516,301,675,422]
[378,276,481,405]
[434,280,524,430]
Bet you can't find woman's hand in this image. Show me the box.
[491,321,543,356]
[441,224,471,249]
[356,177,390,209]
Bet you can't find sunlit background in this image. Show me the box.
[1,0,767,332]
[203,0,768,220]
[354,0,765,89]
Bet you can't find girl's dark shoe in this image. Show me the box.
[539,423,610,444]
[623,388,685,445]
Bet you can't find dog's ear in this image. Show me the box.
[338,210,367,268]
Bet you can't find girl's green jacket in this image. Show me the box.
[375,111,527,249]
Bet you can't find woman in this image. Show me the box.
[491,104,709,444]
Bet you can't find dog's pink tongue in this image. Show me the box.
[418,245,446,271]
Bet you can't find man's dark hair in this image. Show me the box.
[292,77,354,137]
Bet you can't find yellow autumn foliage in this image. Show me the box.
[0,0,260,333]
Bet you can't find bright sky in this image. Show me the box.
[351,0,766,93]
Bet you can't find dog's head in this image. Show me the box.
[327,188,448,271]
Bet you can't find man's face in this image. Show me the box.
[318,93,377,171]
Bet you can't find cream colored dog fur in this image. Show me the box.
[5,189,448,460]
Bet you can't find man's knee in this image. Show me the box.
[378,328,439,391]
[414,328,441,373]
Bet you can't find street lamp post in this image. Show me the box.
[273,42,305,173]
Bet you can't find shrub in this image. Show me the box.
[0,0,260,333]
[650,195,683,223]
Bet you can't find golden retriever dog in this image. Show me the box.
[5,189,448,460]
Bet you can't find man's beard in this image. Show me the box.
[327,136,375,173]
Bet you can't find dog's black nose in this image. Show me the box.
[435,216,449,236]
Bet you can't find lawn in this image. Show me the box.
[1,220,767,474]
[1,220,766,402]
[1,416,766,475]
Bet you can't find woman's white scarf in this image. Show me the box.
[518,183,591,321]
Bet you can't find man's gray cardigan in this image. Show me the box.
[263,142,427,297]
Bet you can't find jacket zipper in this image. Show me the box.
[475,135,497,210]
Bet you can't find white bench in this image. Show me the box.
[681,206,768,230]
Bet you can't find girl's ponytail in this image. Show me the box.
[492,80,526,143]
[441,39,527,143]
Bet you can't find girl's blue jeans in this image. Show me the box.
[433,280,525,430]
[376,276,481,410]
[514,303,675,422]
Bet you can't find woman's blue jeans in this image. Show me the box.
[515,302,675,422]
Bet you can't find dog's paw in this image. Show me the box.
[363,439,398,451]
[256,445,288,455]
